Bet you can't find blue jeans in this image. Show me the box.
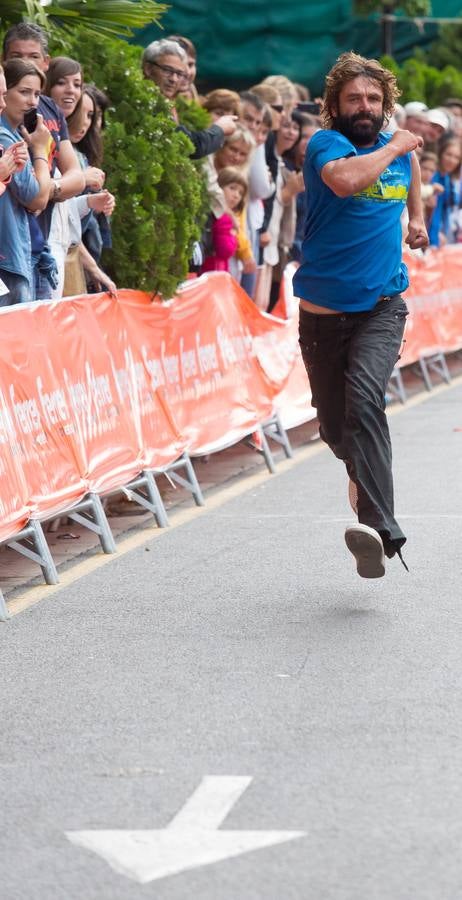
[298,294,408,555]
[0,270,31,306]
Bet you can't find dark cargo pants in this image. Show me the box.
[298,294,408,556]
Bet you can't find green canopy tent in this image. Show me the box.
[133,0,462,95]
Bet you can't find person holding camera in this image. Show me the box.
[0,60,52,305]
[2,24,86,299]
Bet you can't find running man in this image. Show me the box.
[294,52,428,578]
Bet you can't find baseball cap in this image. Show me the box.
[404,101,428,117]
[427,108,450,131]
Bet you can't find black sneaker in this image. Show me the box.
[344,524,385,579]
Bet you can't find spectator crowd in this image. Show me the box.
[0,22,461,311]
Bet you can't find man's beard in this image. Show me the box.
[333,111,384,146]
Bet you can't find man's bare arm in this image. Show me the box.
[321,129,423,198]
[405,151,429,250]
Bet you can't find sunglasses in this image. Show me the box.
[271,104,284,113]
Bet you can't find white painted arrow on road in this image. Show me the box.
[66,776,305,884]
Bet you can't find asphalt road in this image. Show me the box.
[1,380,462,900]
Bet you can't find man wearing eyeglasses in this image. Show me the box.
[142,40,236,159]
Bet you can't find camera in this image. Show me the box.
[23,109,38,133]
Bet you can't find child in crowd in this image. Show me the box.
[200,168,239,274]
[218,166,256,284]
[200,167,256,282]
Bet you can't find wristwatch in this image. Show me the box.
[53,182,62,202]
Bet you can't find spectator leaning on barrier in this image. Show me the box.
[419,150,445,233]
[265,109,304,311]
[72,85,115,264]
[428,137,462,246]
[239,91,275,300]
[199,167,239,275]
[200,89,242,223]
[2,23,85,299]
[294,51,428,578]
[67,85,116,296]
[284,111,320,262]
[0,59,52,305]
[45,57,116,297]
[142,39,236,160]
[218,166,254,284]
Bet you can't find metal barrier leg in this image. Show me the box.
[67,493,116,554]
[263,412,294,459]
[7,520,59,585]
[180,453,205,506]
[122,471,170,527]
[162,453,205,507]
[258,425,276,474]
[0,590,10,622]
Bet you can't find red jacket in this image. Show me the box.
[201,212,238,273]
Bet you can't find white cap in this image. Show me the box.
[427,108,450,131]
[404,101,428,117]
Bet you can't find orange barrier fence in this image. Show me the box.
[400,246,462,365]
[0,273,306,546]
[0,246,461,550]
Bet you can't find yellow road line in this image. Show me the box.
[6,374,462,618]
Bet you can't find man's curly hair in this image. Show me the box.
[321,51,401,129]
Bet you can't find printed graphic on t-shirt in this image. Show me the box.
[353,167,408,203]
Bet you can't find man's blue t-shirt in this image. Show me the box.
[292,130,412,311]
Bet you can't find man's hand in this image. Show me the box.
[215,115,238,136]
[390,129,424,156]
[406,217,429,250]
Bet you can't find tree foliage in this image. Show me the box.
[0,0,167,40]
[425,22,462,72]
[381,53,462,106]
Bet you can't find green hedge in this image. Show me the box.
[51,29,209,298]
[382,53,462,107]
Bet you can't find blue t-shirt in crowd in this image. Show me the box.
[292,129,412,311]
